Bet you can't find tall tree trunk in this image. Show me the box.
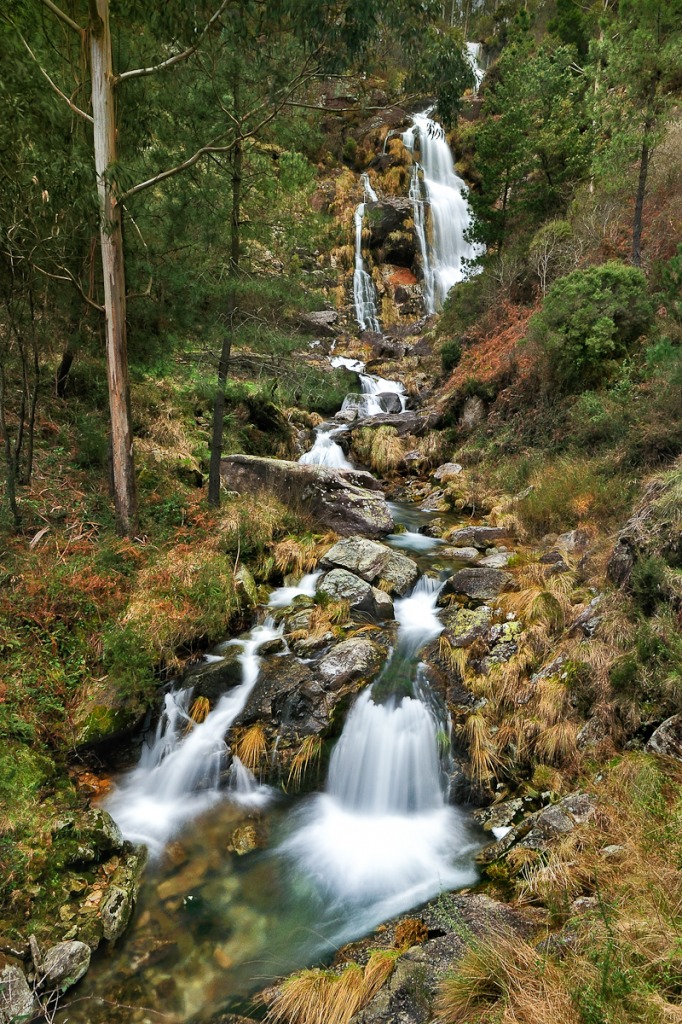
[632,72,659,268]
[208,86,242,508]
[89,0,137,535]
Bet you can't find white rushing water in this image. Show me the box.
[105,619,281,857]
[353,173,381,333]
[403,110,484,313]
[268,570,323,608]
[299,426,353,469]
[466,41,485,94]
[282,573,477,925]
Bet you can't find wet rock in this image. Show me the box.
[297,310,338,336]
[441,567,513,602]
[0,965,36,1024]
[321,538,419,596]
[317,638,384,690]
[433,462,463,481]
[647,715,682,761]
[440,606,492,647]
[221,455,394,538]
[183,649,243,703]
[38,941,91,991]
[99,845,147,943]
[236,655,339,736]
[445,526,509,549]
[419,489,449,513]
[377,392,404,414]
[364,199,414,266]
[318,569,394,619]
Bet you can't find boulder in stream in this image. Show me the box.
[320,537,419,596]
[445,525,510,549]
[38,940,91,992]
[220,455,394,538]
[318,569,395,619]
[317,637,384,690]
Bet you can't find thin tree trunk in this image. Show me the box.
[89,0,137,535]
[208,81,242,508]
[0,363,20,530]
[632,72,659,268]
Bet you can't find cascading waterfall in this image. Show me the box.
[281,572,477,925]
[353,173,381,333]
[466,41,485,94]
[403,110,484,313]
[299,426,353,469]
[105,619,280,857]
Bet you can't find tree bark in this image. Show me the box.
[89,0,137,535]
[208,81,242,508]
[632,72,659,268]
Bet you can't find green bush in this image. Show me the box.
[660,243,682,322]
[441,338,462,374]
[528,262,654,391]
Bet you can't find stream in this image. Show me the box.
[62,103,486,1024]
[62,359,483,1024]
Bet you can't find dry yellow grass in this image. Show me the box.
[233,723,267,772]
[459,712,503,785]
[188,696,210,725]
[266,950,400,1024]
[435,932,577,1024]
[287,735,323,791]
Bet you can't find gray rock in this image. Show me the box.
[298,310,338,336]
[433,462,463,481]
[557,529,592,554]
[442,567,513,602]
[474,797,524,832]
[321,537,419,596]
[445,526,510,549]
[351,412,427,436]
[440,606,492,647]
[646,715,682,761]
[459,395,486,431]
[479,792,596,863]
[478,552,511,568]
[317,638,384,690]
[317,569,394,620]
[577,716,608,750]
[39,941,91,992]
[0,966,36,1024]
[100,885,133,943]
[220,455,393,538]
[441,546,480,562]
[569,597,602,638]
[419,489,449,512]
[183,649,243,703]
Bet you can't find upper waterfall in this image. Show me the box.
[403,110,484,313]
[353,173,381,333]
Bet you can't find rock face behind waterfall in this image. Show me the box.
[220,455,394,537]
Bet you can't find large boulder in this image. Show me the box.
[364,198,415,267]
[0,966,36,1024]
[320,537,419,596]
[220,455,393,538]
[440,567,513,602]
[39,941,91,992]
[351,411,427,436]
[317,638,384,690]
[647,715,682,761]
[445,526,510,549]
[297,310,338,336]
[318,569,394,619]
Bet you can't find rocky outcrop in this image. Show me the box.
[318,568,394,619]
[647,715,682,761]
[478,792,596,864]
[364,198,416,267]
[220,455,394,537]
[351,411,428,436]
[0,965,36,1024]
[317,638,384,690]
[297,310,339,336]
[444,526,510,549]
[440,567,513,602]
[321,537,419,596]
[38,940,91,991]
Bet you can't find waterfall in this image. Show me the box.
[105,619,280,857]
[299,426,353,469]
[281,573,476,921]
[403,110,484,313]
[466,41,485,94]
[334,356,407,418]
[353,173,381,333]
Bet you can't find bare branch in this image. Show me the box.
[17,31,93,123]
[39,0,85,35]
[116,0,231,83]
[33,264,105,312]
[119,137,234,200]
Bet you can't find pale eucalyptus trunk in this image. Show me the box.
[89,0,137,535]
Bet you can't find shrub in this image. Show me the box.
[441,338,462,374]
[528,262,654,391]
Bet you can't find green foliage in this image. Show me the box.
[517,457,635,537]
[660,244,682,322]
[631,555,667,615]
[528,262,654,391]
[404,25,474,124]
[441,339,462,374]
